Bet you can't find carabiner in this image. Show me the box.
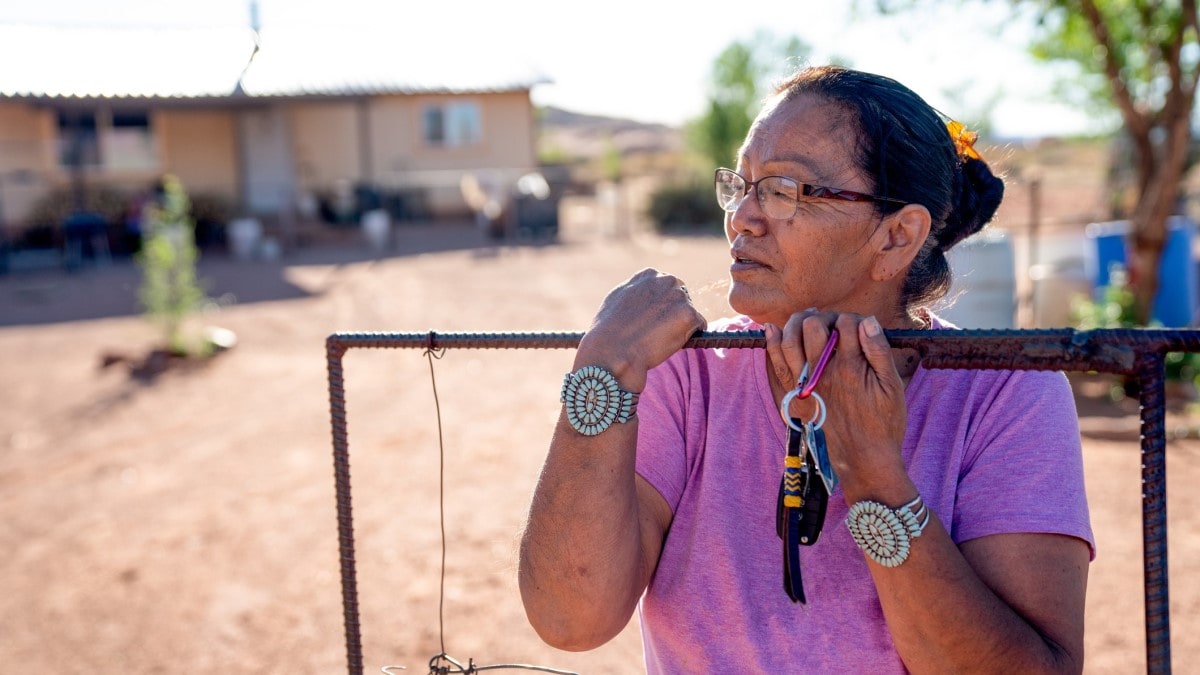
[798,329,839,399]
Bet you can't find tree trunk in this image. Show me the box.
[1127,112,1194,325]
[1127,220,1166,325]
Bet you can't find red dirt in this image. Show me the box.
[1,220,1197,673]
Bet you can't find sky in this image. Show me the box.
[0,0,1107,139]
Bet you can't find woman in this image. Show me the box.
[519,65,1093,673]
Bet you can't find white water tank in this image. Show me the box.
[938,230,1017,328]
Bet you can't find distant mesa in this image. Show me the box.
[538,105,684,159]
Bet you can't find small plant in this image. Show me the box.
[1071,264,1200,398]
[1070,266,1139,331]
[136,175,211,356]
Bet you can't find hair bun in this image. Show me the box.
[937,157,1004,250]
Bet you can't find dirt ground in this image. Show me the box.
[2,216,1199,674]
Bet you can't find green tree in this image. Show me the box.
[1029,0,1199,324]
[687,32,812,170]
[137,175,210,354]
[873,0,1198,324]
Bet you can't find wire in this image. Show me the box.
[423,344,448,656]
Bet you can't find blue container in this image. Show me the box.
[1087,217,1198,326]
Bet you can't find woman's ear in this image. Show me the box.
[872,203,932,282]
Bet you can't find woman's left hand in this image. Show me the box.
[764,310,910,495]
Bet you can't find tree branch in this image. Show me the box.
[1080,0,1151,138]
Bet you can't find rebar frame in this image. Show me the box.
[327,327,1200,675]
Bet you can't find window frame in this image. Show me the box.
[421,99,482,148]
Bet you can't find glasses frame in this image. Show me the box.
[714,168,907,220]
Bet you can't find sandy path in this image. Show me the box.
[0,222,1196,673]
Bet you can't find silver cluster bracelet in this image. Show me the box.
[560,365,639,436]
[846,495,930,568]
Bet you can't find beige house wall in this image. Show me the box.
[290,101,363,191]
[0,102,50,170]
[0,102,55,228]
[369,91,538,217]
[376,91,536,172]
[1,103,240,227]
[157,109,239,200]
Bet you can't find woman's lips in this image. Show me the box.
[730,251,769,271]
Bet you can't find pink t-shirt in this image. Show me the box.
[634,314,1094,673]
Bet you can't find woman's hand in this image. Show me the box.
[576,268,708,393]
[764,310,909,494]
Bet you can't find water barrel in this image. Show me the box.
[1086,217,1198,326]
[939,229,1017,328]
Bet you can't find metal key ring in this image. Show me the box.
[780,388,826,432]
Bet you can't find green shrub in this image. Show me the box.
[1071,265,1200,391]
[647,180,723,234]
[1070,267,1138,331]
[136,175,211,355]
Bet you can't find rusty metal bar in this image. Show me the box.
[327,339,363,675]
[1137,353,1170,673]
[327,327,1200,675]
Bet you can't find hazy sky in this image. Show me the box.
[1,0,1104,139]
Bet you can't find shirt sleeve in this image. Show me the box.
[951,369,1096,559]
[634,351,694,513]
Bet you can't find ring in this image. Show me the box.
[780,389,826,432]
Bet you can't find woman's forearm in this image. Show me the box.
[858,505,1088,674]
[518,268,701,650]
[518,414,652,651]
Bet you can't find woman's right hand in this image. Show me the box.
[575,268,708,393]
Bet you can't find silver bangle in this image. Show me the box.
[846,495,930,568]
[560,365,639,436]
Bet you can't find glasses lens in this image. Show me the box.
[714,170,744,212]
[758,176,800,219]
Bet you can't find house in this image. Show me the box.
[0,23,551,245]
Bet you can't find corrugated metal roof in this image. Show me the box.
[0,23,551,100]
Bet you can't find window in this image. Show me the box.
[422,100,482,147]
[56,108,158,170]
[106,112,157,170]
[57,110,99,168]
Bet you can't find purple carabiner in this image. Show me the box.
[798,329,839,399]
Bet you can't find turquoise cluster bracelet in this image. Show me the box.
[560,365,639,436]
[846,495,930,568]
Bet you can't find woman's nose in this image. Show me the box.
[728,189,768,235]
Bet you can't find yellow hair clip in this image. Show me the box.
[946,120,982,161]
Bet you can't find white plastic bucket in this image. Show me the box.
[361,209,391,251]
[228,218,262,261]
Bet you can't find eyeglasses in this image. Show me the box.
[714,168,906,220]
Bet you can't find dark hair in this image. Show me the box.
[772,65,1005,314]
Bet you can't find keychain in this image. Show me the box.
[775,407,829,604]
[775,331,838,604]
